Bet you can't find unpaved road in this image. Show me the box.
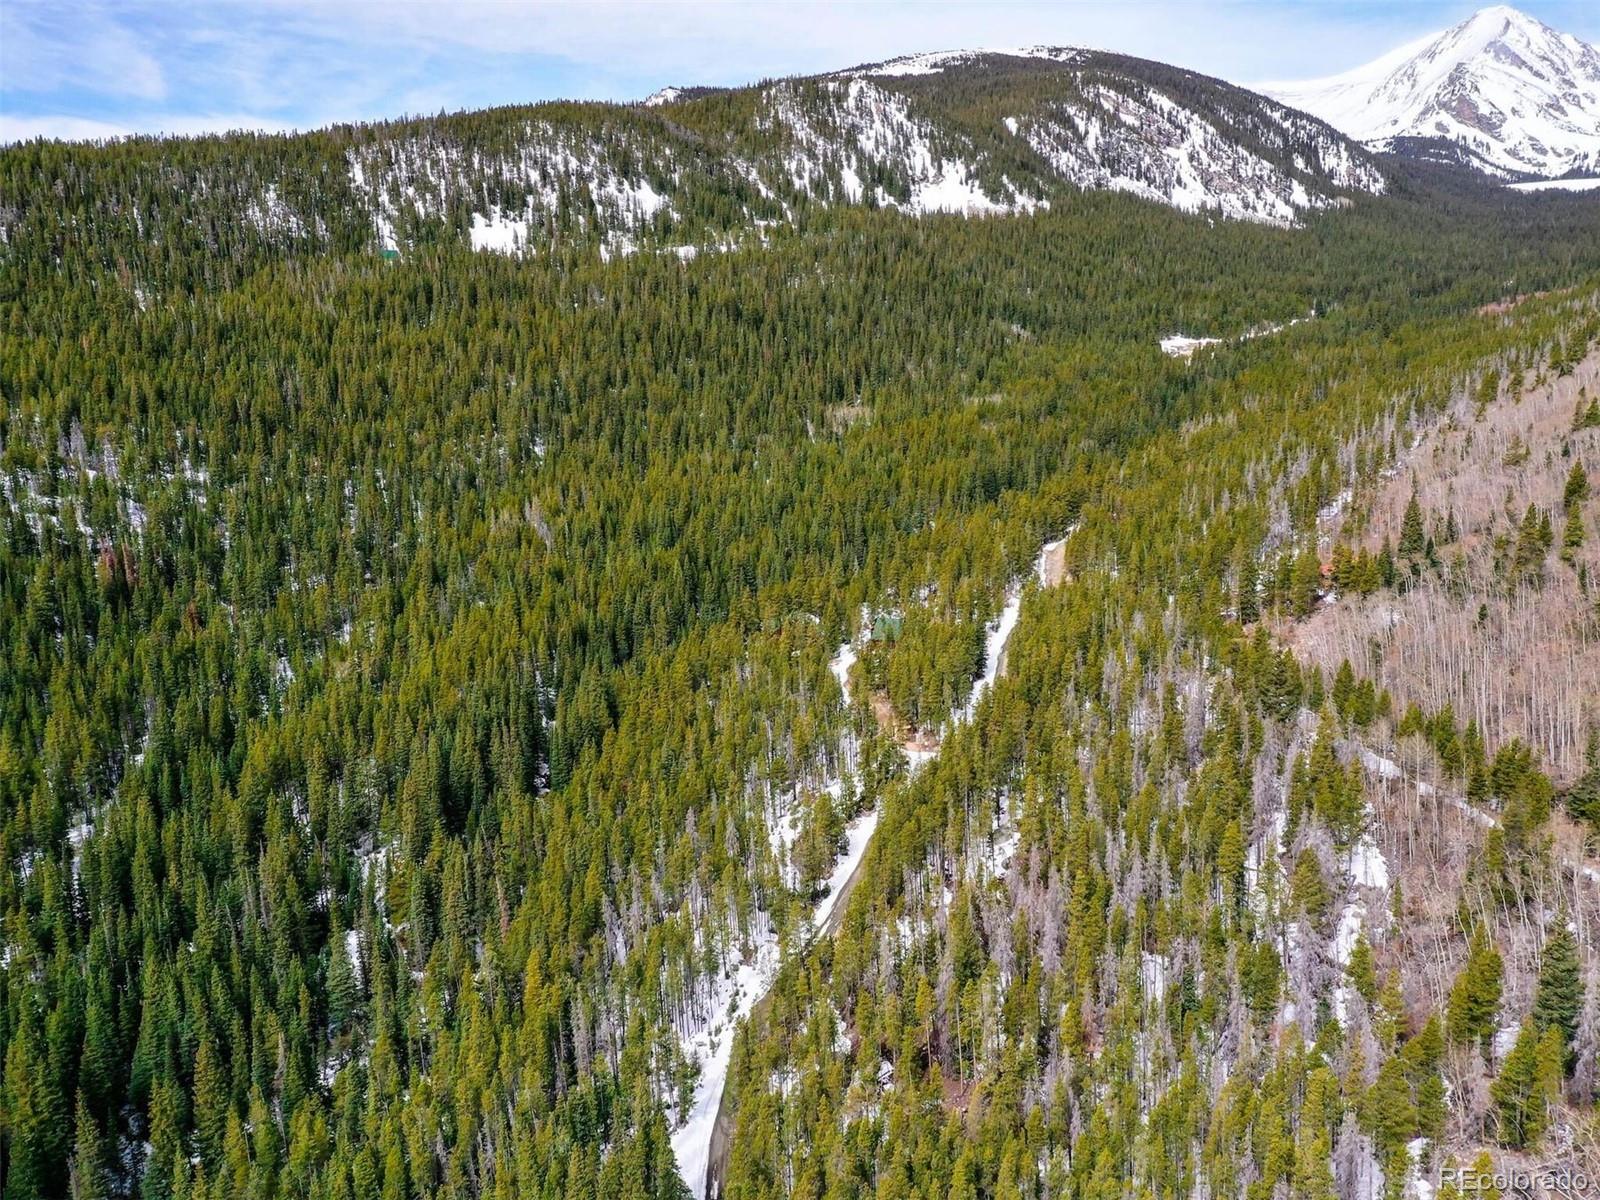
[702,801,875,1194]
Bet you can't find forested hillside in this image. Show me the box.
[0,45,1393,283]
[3,64,1600,1200]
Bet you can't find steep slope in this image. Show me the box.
[343,53,1388,253]
[958,50,1385,225]
[338,51,1388,251]
[1261,5,1600,179]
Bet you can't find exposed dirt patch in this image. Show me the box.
[869,689,941,754]
[826,402,868,432]
[1475,289,1556,317]
[1039,538,1070,589]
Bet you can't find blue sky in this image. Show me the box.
[3,0,1598,142]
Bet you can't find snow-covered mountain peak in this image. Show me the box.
[1259,5,1600,178]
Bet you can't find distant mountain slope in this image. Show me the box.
[0,45,1389,279]
[341,49,1388,255]
[1260,5,1600,179]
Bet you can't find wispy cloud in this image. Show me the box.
[3,0,168,101]
[3,0,1598,143]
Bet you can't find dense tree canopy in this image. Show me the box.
[2,102,1599,1199]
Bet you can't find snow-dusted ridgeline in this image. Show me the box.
[840,46,1083,79]
[1011,86,1380,228]
[348,131,676,260]
[326,51,1387,262]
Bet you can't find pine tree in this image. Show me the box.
[1570,732,1600,825]
[1536,1025,1565,1109]
[1562,505,1586,564]
[1447,931,1503,1053]
[1375,971,1407,1050]
[1564,460,1591,509]
[193,1033,229,1168]
[69,1093,110,1200]
[329,925,363,1036]
[1399,490,1427,561]
[1236,546,1260,624]
[1243,941,1282,1022]
[1292,545,1323,617]
[1531,925,1583,1064]
[1490,1021,1546,1149]
[4,1012,68,1199]
[1364,1056,1416,1166]
[1405,1015,1448,1143]
[1464,1150,1501,1199]
[1378,538,1397,588]
[1347,932,1377,1003]
[1290,847,1329,920]
[1332,659,1356,719]
[1511,503,1551,585]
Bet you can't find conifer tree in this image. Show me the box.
[1564,460,1590,509]
[1570,733,1600,825]
[1532,925,1583,1064]
[1447,931,1503,1054]
[1490,1021,1545,1149]
[1364,1056,1417,1169]
[69,1093,110,1200]
[1290,847,1329,920]
[1235,546,1260,624]
[1399,490,1427,562]
[1347,932,1377,1003]
[1562,506,1586,564]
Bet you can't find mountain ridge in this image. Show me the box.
[0,43,1391,285]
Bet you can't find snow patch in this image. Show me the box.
[830,640,858,699]
[1160,334,1225,360]
[345,929,363,975]
[1492,1022,1520,1060]
[470,206,533,255]
[1508,176,1600,191]
[67,819,94,879]
[812,806,878,934]
[956,587,1022,724]
[1161,316,1308,360]
[670,910,781,1199]
[1350,834,1390,891]
[1140,951,1169,1002]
